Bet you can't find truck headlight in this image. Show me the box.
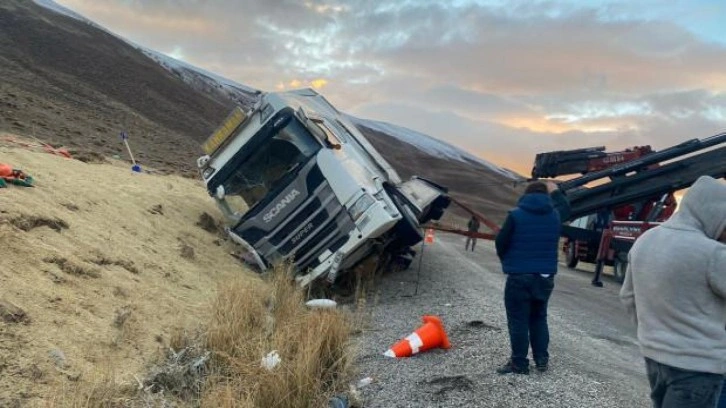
[348,194,375,221]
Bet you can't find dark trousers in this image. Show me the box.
[465,237,477,251]
[720,380,726,408]
[645,358,724,408]
[504,273,555,368]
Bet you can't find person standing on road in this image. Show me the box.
[495,180,570,375]
[465,215,480,251]
[620,175,726,408]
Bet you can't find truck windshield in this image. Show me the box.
[220,116,321,214]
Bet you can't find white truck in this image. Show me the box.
[196,88,450,287]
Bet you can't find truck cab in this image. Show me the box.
[197,88,449,287]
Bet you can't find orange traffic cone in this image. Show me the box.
[383,315,451,358]
[424,228,435,244]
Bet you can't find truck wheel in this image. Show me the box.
[392,252,414,271]
[565,242,579,269]
[613,256,628,284]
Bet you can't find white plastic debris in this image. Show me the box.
[261,350,281,370]
[356,376,374,388]
[305,299,338,309]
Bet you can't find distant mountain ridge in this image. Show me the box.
[9,0,522,220]
[30,0,518,180]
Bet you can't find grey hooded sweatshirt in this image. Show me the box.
[620,175,726,374]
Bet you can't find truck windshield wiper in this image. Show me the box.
[283,162,301,177]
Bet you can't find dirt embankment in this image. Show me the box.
[1,136,354,407]
[0,139,252,405]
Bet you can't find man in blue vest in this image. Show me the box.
[495,180,569,375]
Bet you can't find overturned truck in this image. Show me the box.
[197,88,450,287]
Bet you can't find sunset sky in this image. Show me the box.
[54,0,726,175]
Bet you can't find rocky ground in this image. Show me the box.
[355,233,650,408]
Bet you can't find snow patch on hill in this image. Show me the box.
[351,117,520,179]
[33,0,87,21]
[33,0,258,106]
[140,49,259,106]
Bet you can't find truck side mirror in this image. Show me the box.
[310,118,342,150]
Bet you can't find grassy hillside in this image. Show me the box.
[0,135,248,404]
[0,134,353,407]
[0,0,233,176]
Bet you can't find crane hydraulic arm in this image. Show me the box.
[531,132,726,287]
[423,132,725,257]
[532,145,654,179]
[552,132,726,224]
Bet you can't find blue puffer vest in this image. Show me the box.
[501,193,561,275]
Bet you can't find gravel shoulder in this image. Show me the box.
[356,234,650,408]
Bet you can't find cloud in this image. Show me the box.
[55,0,726,176]
[310,78,328,89]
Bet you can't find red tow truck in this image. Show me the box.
[533,133,726,286]
[421,133,725,288]
[533,144,678,283]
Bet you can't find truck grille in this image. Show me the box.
[235,163,355,273]
[265,180,354,271]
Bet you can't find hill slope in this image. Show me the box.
[0,0,233,175]
[359,124,522,222]
[0,136,256,405]
[4,0,521,220]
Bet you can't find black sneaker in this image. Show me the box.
[535,361,548,373]
[496,361,529,375]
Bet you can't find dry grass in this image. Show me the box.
[47,263,355,408]
[43,255,101,278]
[0,140,254,405]
[9,214,69,232]
[88,255,139,275]
[49,375,136,408]
[0,140,355,407]
[202,262,354,408]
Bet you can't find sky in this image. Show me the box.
[54,0,726,175]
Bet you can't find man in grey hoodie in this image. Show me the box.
[620,175,726,408]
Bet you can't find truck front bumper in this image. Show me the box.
[295,200,400,287]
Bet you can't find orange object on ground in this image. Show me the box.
[424,228,435,244]
[1,135,71,159]
[0,163,12,178]
[383,315,451,358]
[0,163,34,187]
[42,144,72,159]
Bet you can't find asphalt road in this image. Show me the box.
[355,233,651,408]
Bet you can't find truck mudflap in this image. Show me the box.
[395,176,451,225]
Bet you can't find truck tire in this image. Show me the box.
[565,242,579,269]
[613,256,628,284]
